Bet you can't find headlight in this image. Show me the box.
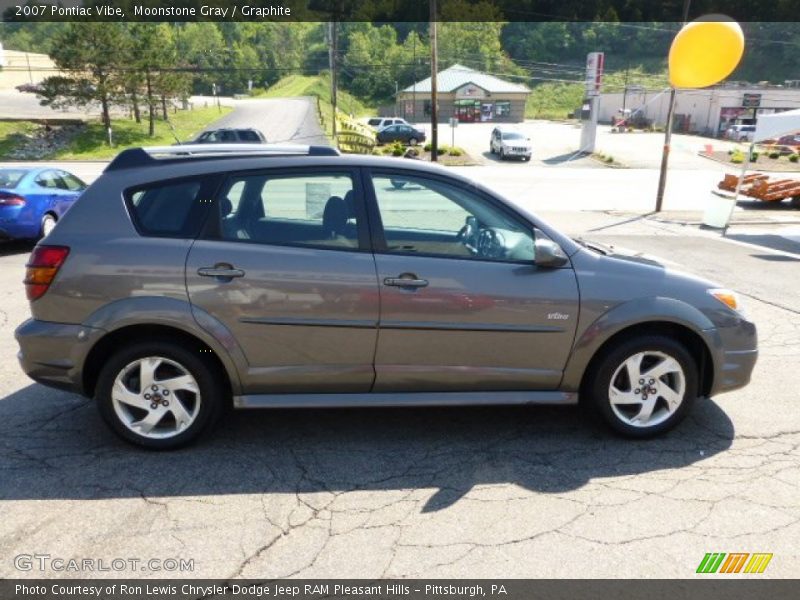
[708,288,746,316]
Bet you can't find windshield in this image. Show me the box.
[502,132,526,140]
[0,169,28,189]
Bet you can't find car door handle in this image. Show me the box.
[383,274,429,288]
[198,265,245,279]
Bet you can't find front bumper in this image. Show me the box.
[709,319,758,396]
[15,318,105,396]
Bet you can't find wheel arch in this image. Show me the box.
[82,323,234,401]
[577,321,715,399]
[563,297,721,398]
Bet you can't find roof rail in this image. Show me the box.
[106,143,340,171]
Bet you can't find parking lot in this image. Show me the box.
[427,119,742,169]
[2,193,799,577]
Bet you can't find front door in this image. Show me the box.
[186,168,379,393]
[365,171,580,392]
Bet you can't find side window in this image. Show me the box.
[58,171,86,191]
[127,178,207,238]
[239,130,260,142]
[371,174,535,263]
[35,170,60,189]
[216,172,359,250]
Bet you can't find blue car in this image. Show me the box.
[0,167,87,240]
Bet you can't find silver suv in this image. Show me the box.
[15,144,757,449]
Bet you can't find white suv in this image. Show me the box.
[490,127,532,161]
[367,117,412,131]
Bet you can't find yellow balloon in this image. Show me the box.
[669,18,744,88]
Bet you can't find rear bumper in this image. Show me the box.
[0,222,38,240]
[15,318,105,396]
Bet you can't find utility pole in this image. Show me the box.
[655,0,692,212]
[430,0,439,162]
[328,21,338,141]
[412,32,417,122]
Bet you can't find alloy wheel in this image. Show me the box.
[111,356,202,440]
[608,350,686,428]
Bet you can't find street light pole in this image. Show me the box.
[654,0,692,212]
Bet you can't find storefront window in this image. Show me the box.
[496,101,511,117]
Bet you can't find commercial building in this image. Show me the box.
[598,82,800,137]
[396,64,530,124]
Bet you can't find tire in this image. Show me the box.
[499,148,505,161]
[584,335,698,438]
[409,137,419,146]
[489,144,495,155]
[40,214,57,238]
[95,340,226,449]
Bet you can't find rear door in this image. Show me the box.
[365,170,580,392]
[186,168,380,394]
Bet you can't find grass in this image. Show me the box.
[525,82,584,120]
[525,66,669,120]
[54,106,232,160]
[0,121,40,157]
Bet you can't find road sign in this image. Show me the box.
[743,93,761,108]
[585,52,605,97]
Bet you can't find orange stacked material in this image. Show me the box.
[746,178,800,201]
[717,173,769,193]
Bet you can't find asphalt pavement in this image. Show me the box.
[195,96,328,147]
[1,209,798,578]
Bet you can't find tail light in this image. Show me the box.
[24,245,70,301]
[0,192,26,206]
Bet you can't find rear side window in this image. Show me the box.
[126,179,208,238]
[239,130,261,141]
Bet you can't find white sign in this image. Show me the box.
[449,118,458,128]
[455,84,488,99]
[585,52,605,97]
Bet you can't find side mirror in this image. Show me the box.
[534,238,569,268]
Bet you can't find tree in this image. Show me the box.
[38,22,130,131]
[128,24,186,135]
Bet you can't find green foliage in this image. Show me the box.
[56,106,231,159]
[0,121,39,157]
[448,147,464,156]
[789,154,799,163]
[526,82,583,119]
[768,151,781,159]
[389,141,405,156]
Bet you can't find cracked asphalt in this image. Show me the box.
[1,205,799,579]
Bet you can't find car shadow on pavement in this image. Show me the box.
[0,384,734,512]
[0,240,34,257]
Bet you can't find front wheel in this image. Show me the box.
[585,335,698,438]
[408,137,419,146]
[95,340,226,449]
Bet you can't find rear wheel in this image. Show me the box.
[40,214,57,238]
[409,137,419,146]
[95,340,225,449]
[585,335,698,438]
